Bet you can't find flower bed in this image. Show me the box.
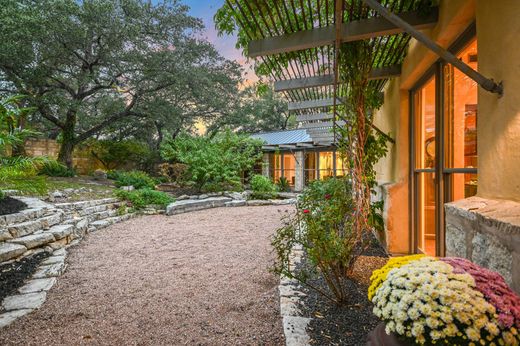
[368,255,520,345]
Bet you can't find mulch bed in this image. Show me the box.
[297,237,389,345]
[0,252,49,307]
[0,197,27,216]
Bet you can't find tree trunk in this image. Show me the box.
[57,111,77,169]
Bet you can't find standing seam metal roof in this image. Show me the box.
[251,129,312,145]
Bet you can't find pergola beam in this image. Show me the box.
[362,0,502,96]
[274,65,401,91]
[288,98,343,111]
[296,113,333,122]
[300,120,346,129]
[248,8,438,57]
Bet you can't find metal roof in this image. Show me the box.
[251,129,312,145]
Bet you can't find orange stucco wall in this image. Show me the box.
[374,0,476,254]
[475,0,520,201]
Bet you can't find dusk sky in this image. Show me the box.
[180,0,258,84]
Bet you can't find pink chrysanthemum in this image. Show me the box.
[441,257,520,329]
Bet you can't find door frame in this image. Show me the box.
[409,23,477,256]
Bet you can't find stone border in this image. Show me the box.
[279,245,312,346]
[0,200,141,329]
[166,196,297,215]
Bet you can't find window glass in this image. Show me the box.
[444,38,478,170]
[319,151,334,179]
[414,76,436,169]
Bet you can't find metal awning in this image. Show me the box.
[251,129,334,150]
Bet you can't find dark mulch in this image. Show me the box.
[0,197,27,216]
[0,252,49,307]
[297,237,389,346]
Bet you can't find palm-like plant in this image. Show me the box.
[0,95,38,153]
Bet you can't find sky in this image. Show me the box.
[179,0,258,84]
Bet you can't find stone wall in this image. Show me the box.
[445,197,520,293]
[24,139,103,174]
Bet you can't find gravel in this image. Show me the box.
[0,206,291,345]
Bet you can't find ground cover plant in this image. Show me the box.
[38,159,75,177]
[369,255,520,345]
[111,170,156,190]
[161,131,262,192]
[115,189,174,210]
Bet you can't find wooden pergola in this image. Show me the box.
[222,0,503,145]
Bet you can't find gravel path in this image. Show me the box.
[0,206,292,346]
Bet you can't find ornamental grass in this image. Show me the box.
[369,256,520,345]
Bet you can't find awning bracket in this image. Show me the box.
[362,0,503,97]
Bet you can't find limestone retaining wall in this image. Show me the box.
[445,197,520,293]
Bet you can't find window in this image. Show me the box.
[269,152,295,186]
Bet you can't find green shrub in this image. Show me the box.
[113,170,156,190]
[87,139,152,171]
[0,156,48,194]
[38,159,75,177]
[276,176,291,192]
[250,174,277,199]
[161,131,262,192]
[115,188,174,209]
[272,178,363,304]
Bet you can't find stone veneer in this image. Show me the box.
[445,196,520,293]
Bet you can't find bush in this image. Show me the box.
[38,159,75,177]
[161,131,262,192]
[250,174,277,199]
[272,178,363,304]
[112,170,156,190]
[0,156,48,194]
[276,176,291,192]
[88,139,152,171]
[115,188,174,209]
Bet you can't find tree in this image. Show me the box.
[207,84,293,135]
[0,0,241,167]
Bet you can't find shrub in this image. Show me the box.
[369,256,520,345]
[115,189,174,209]
[112,170,156,190]
[272,178,365,304]
[158,162,188,183]
[38,159,75,177]
[276,176,291,192]
[250,174,277,199]
[88,139,152,171]
[0,156,48,194]
[161,131,262,192]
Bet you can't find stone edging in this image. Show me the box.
[0,199,140,329]
[279,245,312,346]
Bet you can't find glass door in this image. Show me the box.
[413,74,437,256]
[411,27,478,257]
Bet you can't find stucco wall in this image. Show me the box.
[373,0,476,254]
[475,0,520,201]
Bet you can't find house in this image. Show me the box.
[251,129,345,191]
[233,0,520,292]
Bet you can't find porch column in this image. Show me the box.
[295,151,304,192]
[262,153,270,178]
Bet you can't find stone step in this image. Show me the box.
[166,197,232,215]
[0,243,27,262]
[7,212,63,238]
[90,213,135,231]
[54,198,119,211]
[45,224,74,240]
[8,233,55,250]
[86,209,118,223]
[0,197,56,227]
